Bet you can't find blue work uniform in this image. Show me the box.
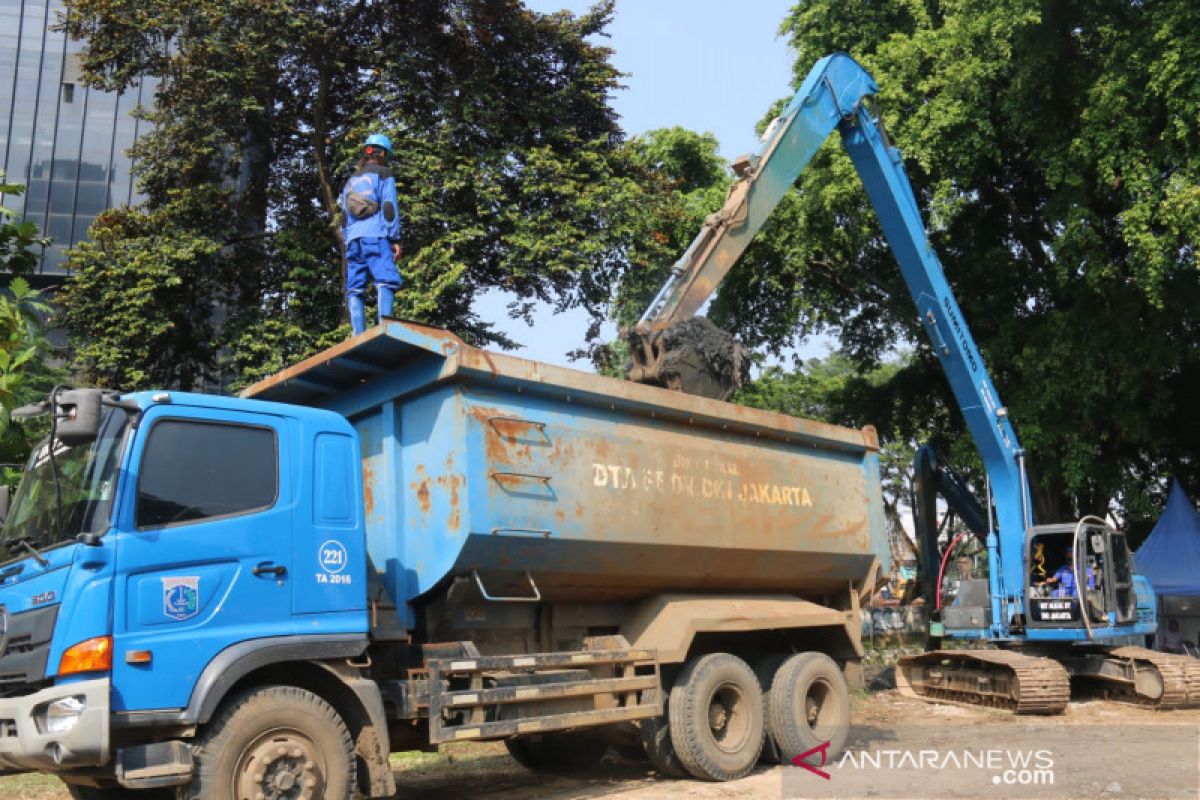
[1051,564,1095,599]
[341,164,403,334]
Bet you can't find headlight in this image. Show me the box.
[43,696,86,734]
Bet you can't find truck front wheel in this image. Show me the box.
[184,684,356,800]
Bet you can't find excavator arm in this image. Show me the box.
[628,54,1031,627]
[633,56,877,327]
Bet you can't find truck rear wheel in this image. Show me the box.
[668,652,764,781]
[184,684,355,800]
[505,731,608,771]
[766,652,850,765]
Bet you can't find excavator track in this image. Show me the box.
[896,649,1070,714]
[1096,647,1200,709]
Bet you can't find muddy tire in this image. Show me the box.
[766,652,851,765]
[668,653,764,781]
[637,687,688,778]
[505,731,608,772]
[182,684,355,800]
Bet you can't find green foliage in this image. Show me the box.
[61,0,672,388]
[62,206,225,390]
[614,128,732,326]
[1,172,51,275]
[737,354,938,521]
[707,1,1200,530]
[0,177,63,485]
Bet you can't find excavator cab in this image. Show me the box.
[1024,523,1138,630]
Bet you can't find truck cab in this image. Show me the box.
[0,390,370,792]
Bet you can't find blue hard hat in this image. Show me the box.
[364,133,392,154]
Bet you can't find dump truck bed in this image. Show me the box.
[243,320,888,612]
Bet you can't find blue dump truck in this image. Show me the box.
[0,319,887,798]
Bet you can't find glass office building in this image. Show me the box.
[1,0,151,278]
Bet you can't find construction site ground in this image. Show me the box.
[2,674,1197,800]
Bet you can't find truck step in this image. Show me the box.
[428,648,656,673]
[426,642,660,743]
[435,703,660,742]
[442,674,659,707]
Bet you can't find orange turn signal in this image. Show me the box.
[58,636,113,676]
[125,649,153,665]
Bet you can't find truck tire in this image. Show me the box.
[766,652,851,765]
[668,653,764,781]
[637,687,688,778]
[183,684,355,800]
[505,731,608,771]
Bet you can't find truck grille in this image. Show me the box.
[0,605,58,697]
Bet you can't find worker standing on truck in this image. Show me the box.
[342,133,403,335]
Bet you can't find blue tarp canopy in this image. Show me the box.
[1135,479,1200,597]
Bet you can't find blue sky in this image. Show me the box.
[475,0,807,367]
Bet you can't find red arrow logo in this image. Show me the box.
[791,740,832,780]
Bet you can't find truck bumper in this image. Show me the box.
[0,677,109,771]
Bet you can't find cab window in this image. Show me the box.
[136,420,278,528]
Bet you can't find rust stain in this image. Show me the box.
[361,462,376,518]
[412,464,431,515]
[416,481,431,515]
[448,474,462,530]
[555,510,566,523]
[484,430,508,464]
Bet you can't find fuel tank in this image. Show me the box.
[243,320,889,608]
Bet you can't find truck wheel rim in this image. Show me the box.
[800,678,833,734]
[707,682,751,754]
[234,727,324,800]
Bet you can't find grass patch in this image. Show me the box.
[0,773,67,799]
[390,741,511,778]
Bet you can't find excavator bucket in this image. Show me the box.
[624,316,749,402]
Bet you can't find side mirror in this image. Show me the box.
[0,485,9,526]
[54,389,103,447]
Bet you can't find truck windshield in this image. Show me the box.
[2,407,131,553]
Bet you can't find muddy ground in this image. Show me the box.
[2,687,1197,799]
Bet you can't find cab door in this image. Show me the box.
[1106,530,1137,624]
[110,406,293,713]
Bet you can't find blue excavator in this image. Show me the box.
[626,53,1200,712]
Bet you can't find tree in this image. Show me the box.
[0,176,64,484]
[0,173,50,275]
[61,0,671,388]
[737,353,952,553]
[616,127,731,322]
[694,1,1200,534]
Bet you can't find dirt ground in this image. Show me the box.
[1,689,1197,799]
